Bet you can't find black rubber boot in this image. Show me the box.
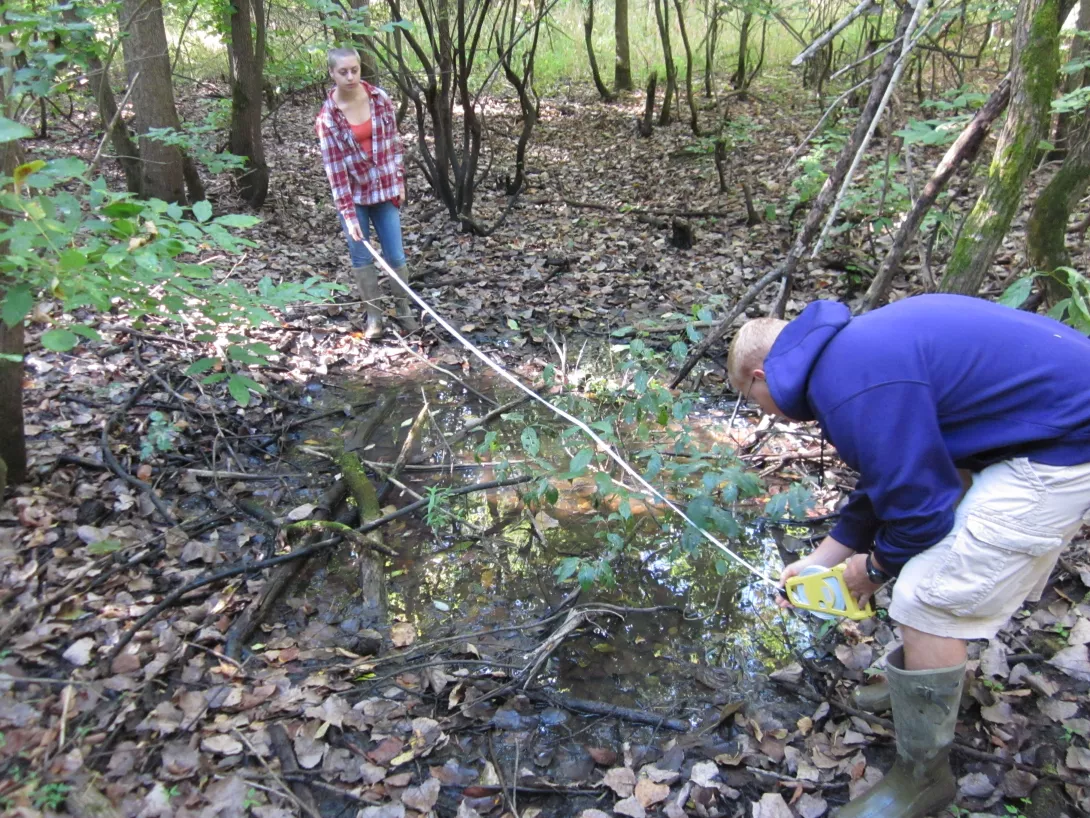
[835,647,964,818]
[352,264,384,339]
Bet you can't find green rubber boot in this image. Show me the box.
[352,264,384,339]
[852,680,891,713]
[835,647,964,818]
[390,263,419,332]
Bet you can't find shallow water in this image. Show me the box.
[286,365,830,728]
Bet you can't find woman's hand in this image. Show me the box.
[347,220,364,242]
[843,552,884,609]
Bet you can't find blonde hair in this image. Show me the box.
[726,317,787,391]
[327,47,361,72]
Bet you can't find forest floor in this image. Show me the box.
[2,71,1090,818]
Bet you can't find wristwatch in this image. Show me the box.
[865,553,893,584]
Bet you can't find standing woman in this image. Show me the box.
[316,47,417,337]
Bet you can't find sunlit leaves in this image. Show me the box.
[0,116,33,143]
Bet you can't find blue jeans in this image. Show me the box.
[340,201,406,268]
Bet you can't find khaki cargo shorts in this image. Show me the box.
[889,458,1090,640]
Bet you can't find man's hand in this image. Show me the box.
[843,552,884,608]
[347,220,364,242]
[777,535,855,610]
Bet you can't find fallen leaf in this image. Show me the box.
[112,652,141,674]
[391,621,416,647]
[835,643,874,672]
[958,772,995,799]
[578,811,611,818]
[1067,746,1090,772]
[1048,646,1090,682]
[613,796,646,818]
[161,741,200,780]
[979,640,1010,678]
[294,731,326,769]
[770,662,803,684]
[457,801,484,818]
[200,734,242,756]
[603,766,636,798]
[689,760,719,788]
[588,746,618,766]
[634,778,669,808]
[795,792,828,818]
[1038,699,1079,722]
[751,792,793,818]
[287,503,317,521]
[1068,617,1090,646]
[358,806,405,818]
[63,637,96,666]
[402,777,441,812]
[368,736,405,765]
[980,701,1015,725]
[1002,769,1037,798]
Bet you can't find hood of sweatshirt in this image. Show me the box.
[765,300,851,421]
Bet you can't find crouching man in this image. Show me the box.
[727,294,1090,818]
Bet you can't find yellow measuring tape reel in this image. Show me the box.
[784,564,875,621]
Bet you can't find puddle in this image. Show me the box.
[269,358,837,799]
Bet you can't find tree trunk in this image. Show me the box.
[671,0,700,134]
[639,71,657,136]
[351,0,380,83]
[614,0,634,90]
[704,0,718,96]
[0,109,26,486]
[584,0,615,101]
[120,0,192,204]
[669,0,918,388]
[1053,0,1089,156]
[227,0,270,208]
[862,78,1012,311]
[61,7,142,193]
[940,0,1068,295]
[654,0,677,125]
[731,10,752,88]
[1026,112,1090,282]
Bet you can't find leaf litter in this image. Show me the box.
[2,73,1090,818]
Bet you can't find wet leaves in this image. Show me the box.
[602,766,637,798]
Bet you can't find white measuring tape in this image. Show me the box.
[363,241,780,588]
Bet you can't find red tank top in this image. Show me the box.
[351,119,373,154]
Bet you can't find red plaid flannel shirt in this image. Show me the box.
[315,83,405,236]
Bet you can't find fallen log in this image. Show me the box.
[224,393,398,657]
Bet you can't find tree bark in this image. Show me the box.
[0,107,26,486]
[639,71,657,136]
[1052,0,1089,156]
[672,0,700,134]
[227,0,270,208]
[61,7,142,193]
[120,0,192,204]
[940,0,1068,295]
[614,0,634,90]
[704,0,718,96]
[584,0,615,101]
[732,11,752,89]
[861,77,1011,311]
[1026,112,1090,287]
[351,0,380,83]
[654,0,677,125]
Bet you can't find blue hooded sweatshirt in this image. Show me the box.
[764,294,1090,574]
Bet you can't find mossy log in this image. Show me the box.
[224,393,397,658]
